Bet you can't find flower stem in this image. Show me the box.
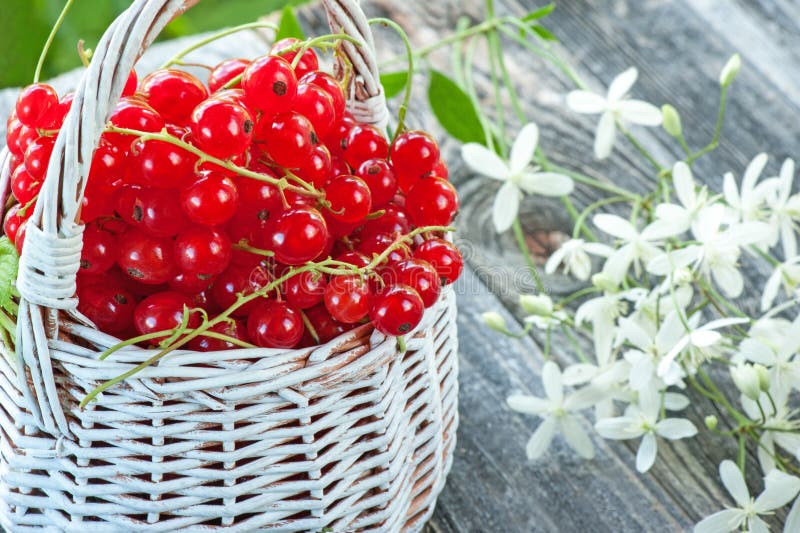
[687,86,727,164]
[511,218,546,293]
[370,18,414,140]
[34,0,77,83]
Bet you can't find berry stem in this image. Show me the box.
[104,126,323,199]
[160,22,279,69]
[285,33,365,69]
[369,18,414,141]
[34,0,77,83]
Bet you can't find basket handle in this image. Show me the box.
[10,0,387,437]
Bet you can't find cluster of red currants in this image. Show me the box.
[3,38,463,350]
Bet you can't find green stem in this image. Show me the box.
[687,86,727,164]
[463,37,495,152]
[34,0,77,83]
[512,218,546,293]
[572,196,628,240]
[160,22,279,69]
[547,163,641,201]
[619,124,664,172]
[370,18,414,141]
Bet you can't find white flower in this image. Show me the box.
[595,388,697,472]
[764,158,800,257]
[657,316,749,380]
[761,255,800,311]
[723,153,773,224]
[619,311,686,390]
[739,314,800,398]
[507,361,602,460]
[740,393,800,473]
[694,461,800,533]
[566,68,662,159]
[593,213,682,283]
[545,238,613,281]
[462,123,574,232]
[651,161,710,235]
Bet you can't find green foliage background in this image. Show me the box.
[0,0,300,88]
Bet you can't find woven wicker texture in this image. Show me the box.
[0,0,459,530]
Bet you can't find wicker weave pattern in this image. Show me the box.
[0,0,459,530]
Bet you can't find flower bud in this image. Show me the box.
[704,415,718,430]
[591,272,617,293]
[519,294,553,316]
[482,311,507,333]
[754,364,771,392]
[661,105,682,137]
[719,54,741,88]
[731,363,761,401]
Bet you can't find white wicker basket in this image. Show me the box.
[0,0,459,530]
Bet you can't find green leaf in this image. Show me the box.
[380,71,409,99]
[531,25,558,42]
[523,3,555,21]
[275,5,304,41]
[427,70,484,144]
[0,237,18,312]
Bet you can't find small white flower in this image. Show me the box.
[761,255,800,311]
[730,363,762,401]
[619,311,686,391]
[723,153,773,224]
[651,161,710,235]
[566,68,662,159]
[593,213,682,284]
[507,361,602,460]
[657,316,749,380]
[739,314,800,398]
[545,238,613,281]
[595,388,697,473]
[694,461,800,533]
[462,123,574,232]
[740,393,800,473]
[764,158,800,257]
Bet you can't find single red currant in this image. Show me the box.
[383,258,441,307]
[106,97,164,148]
[429,158,449,180]
[11,164,41,205]
[80,223,118,275]
[413,238,463,285]
[122,70,138,97]
[300,71,346,122]
[40,92,74,130]
[342,124,388,169]
[141,69,208,125]
[77,282,137,334]
[247,300,304,348]
[208,58,250,92]
[7,121,37,158]
[358,233,410,267]
[370,285,424,336]
[117,229,176,284]
[283,270,327,309]
[2,204,26,243]
[358,205,410,241]
[14,223,27,255]
[132,139,197,189]
[268,207,329,265]
[334,250,370,268]
[180,172,239,226]
[242,55,298,116]
[324,175,372,223]
[406,177,459,227]
[15,84,58,128]
[270,38,320,78]
[263,112,315,169]
[323,115,355,157]
[188,319,250,351]
[294,82,335,138]
[133,291,200,338]
[23,136,55,180]
[391,130,440,193]
[356,159,397,208]
[297,144,332,188]
[115,186,189,238]
[169,270,212,295]
[210,264,270,316]
[190,98,253,160]
[324,274,371,324]
[175,227,232,278]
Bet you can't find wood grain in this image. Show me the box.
[1,0,798,531]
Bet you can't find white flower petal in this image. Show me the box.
[783,492,800,533]
[602,245,635,284]
[545,245,567,275]
[562,364,599,386]
[628,354,654,391]
[636,432,658,473]
[663,393,690,411]
[560,416,595,459]
[656,418,698,440]
[594,213,637,240]
[518,172,574,196]
[693,509,745,533]
[617,100,663,126]
[607,67,638,102]
[690,330,722,348]
[565,386,605,410]
[712,264,744,298]
[462,143,509,181]
[743,153,769,195]
[594,111,616,159]
[672,162,696,209]
[541,361,563,405]
[526,416,557,460]
[749,517,770,533]
[762,269,783,312]
[492,181,520,233]
[566,90,607,114]
[723,172,741,210]
[719,460,750,506]
[595,416,644,440]
[507,394,550,415]
[509,123,539,174]
[753,469,800,512]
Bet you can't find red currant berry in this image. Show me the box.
[40,92,74,129]
[122,70,138,97]
[383,258,441,307]
[294,82,335,138]
[3,205,26,243]
[323,115,355,157]
[169,270,212,295]
[188,319,250,351]
[180,172,239,226]
[356,159,397,208]
[242,55,297,116]
[141,69,208,125]
[359,205,410,240]
[115,186,189,238]
[391,131,440,193]
[413,238,463,285]
[89,142,126,188]
[330,155,350,177]
[297,144,332,188]
[305,303,353,344]
[15,84,58,128]
[78,282,137,334]
[406,177,459,227]
[324,175,372,223]
[80,223,118,275]
[23,136,55,180]
[270,38,320,78]
[334,250,370,268]
[106,97,164,148]
[11,164,41,205]
[118,229,177,284]
[247,300,304,349]
[283,270,327,309]
[370,285,424,336]
[342,124,388,169]
[324,274,371,324]
[190,98,253,160]
[300,71,346,122]
[268,207,329,265]
[429,158,449,180]
[211,264,270,316]
[175,227,232,278]
[79,186,116,224]
[358,233,410,267]
[263,112,315,169]
[14,223,27,255]
[209,58,250,92]
[7,122,37,158]
[132,139,197,189]
[133,291,200,338]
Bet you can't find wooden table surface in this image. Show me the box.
[1,0,797,531]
